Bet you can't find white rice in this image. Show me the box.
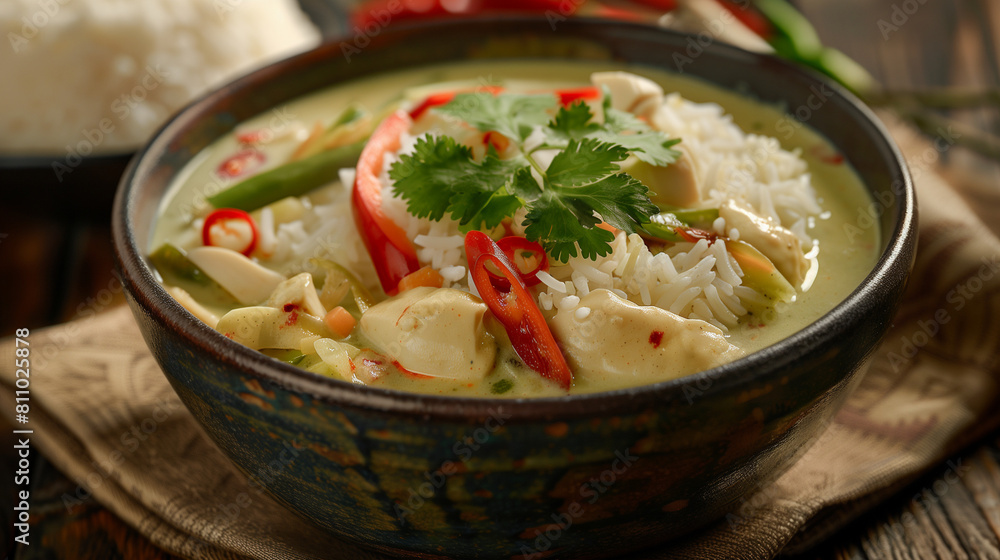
[0,0,319,153]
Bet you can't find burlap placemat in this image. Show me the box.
[2,114,999,559]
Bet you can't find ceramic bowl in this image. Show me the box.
[112,17,916,559]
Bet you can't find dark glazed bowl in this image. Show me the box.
[112,18,916,560]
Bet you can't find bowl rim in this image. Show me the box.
[113,16,916,422]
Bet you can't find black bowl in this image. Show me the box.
[1,152,132,222]
[112,17,916,559]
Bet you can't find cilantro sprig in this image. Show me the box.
[389,90,681,261]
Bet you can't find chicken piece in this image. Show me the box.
[591,71,664,119]
[266,273,326,318]
[719,200,808,286]
[216,306,329,350]
[621,143,702,208]
[549,290,744,386]
[359,287,496,381]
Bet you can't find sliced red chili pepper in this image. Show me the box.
[482,236,549,289]
[556,86,601,106]
[718,0,772,39]
[352,110,420,295]
[236,129,273,145]
[465,231,572,390]
[201,208,259,256]
[483,130,511,153]
[216,149,265,179]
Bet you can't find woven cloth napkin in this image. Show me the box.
[2,114,1000,559]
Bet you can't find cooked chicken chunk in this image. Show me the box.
[360,287,496,380]
[549,289,744,385]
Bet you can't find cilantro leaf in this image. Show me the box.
[436,92,557,141]
[590,128,682,167]
[523,190,616,261]
[390,136,524,230]
[551,173,658,235]
[448,151,524,231]
[521,144,657,261]
[391,87,680,261]
[547,102,599,142]
[510,166,542,199]
[546,138,629,187]
[388,135,470,221]
[595,94,682,166]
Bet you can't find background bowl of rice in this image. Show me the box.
[112,17,916,560]
[0,0,323,220]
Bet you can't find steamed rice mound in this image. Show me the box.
[0,0,319,154]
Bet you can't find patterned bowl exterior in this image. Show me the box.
[113,18,916,560]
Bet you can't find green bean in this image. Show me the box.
[753,0,822,61]
[641,209,720,242]
[655,206,720,226]
[329,103,365,131]
[640,216,686,242]
[207,140,365,212]
[753,0,874,94]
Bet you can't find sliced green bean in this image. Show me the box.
[641,218,686,243]
[754,0,822,61]
[654,206,720,226]
[207,140,365,212]
[329,103,366,131]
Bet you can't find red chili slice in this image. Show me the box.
[465,231,572,390]
[556,86,601,106]
[216,149,265,179]
[480,236,549,289]
[201,208,259,256]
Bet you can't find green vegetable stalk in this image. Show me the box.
[207,140,365,212]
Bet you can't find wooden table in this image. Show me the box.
[2,0,999,558]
